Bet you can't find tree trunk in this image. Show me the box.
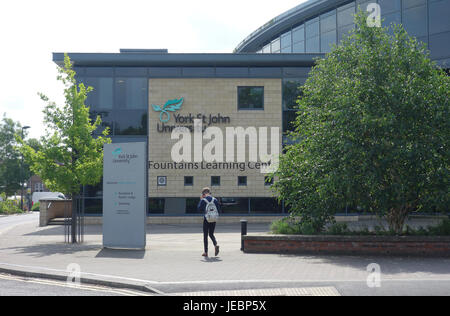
[386,206,410,235]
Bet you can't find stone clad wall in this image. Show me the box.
[148,78,282,199]
[39,200,72,227]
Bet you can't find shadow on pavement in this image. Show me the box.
[95,248,146,259]
[276,254,450,276]
[0,243,102,258]
[201,257,223,263]
[24,223,271,236]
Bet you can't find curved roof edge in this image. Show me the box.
[235,0,351,53]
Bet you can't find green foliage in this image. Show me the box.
[424,219,450,236]
[271,217,450,236]
[327,223,350,235]
[271,217,321,235]
[18,54,111,197]
[272,11,450,234]
[0,116,35,196]
[0,193,23,215]
[31,201,40,212]
[270,218,302,235]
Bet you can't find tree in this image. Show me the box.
[0,116,33,197]
[20,54,111,242]
[273,11,450,234]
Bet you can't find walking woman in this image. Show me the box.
[198,187,220,257]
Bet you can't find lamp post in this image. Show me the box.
[21,126,30,212]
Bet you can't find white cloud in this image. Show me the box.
[0,0,306,139]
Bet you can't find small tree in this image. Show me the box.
[273,12,449,234]
[20,54,111,242]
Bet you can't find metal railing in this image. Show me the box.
[64,196,85,244]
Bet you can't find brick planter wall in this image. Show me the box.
[243,235,450,257]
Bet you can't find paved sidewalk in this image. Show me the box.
[0,218,449,295]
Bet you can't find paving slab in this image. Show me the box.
[0,218,449,294]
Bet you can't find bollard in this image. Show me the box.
[240,219,248,251]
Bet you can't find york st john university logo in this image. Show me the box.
[152,98,184,123]
[112,147,122,157]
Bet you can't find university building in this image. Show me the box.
[53,0,450,217]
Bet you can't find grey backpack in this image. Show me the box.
[203,197,219,223]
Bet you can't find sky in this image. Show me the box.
[0,0,307,139]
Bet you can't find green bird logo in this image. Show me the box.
[152,98,184,123]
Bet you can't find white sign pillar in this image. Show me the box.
[103,142,147,249]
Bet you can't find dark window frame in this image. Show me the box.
[238,176,248,186]
[237,86,265,111]
[184,176,194,186]
[114,77,148,110]
[211,176,221,187]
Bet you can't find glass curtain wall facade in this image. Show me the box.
[253,0,450,67]
[75,68,148,215]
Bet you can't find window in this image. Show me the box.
[90,110,113,135]
[292,25,304,43]
[250,198,282,214]
[320,10,337,34]
[34,183,44,192]
[271,38,281,53]
[219,197,249,214]
[186,198,200,214]
[281,32,292,49]
[292,41,305,53]
[238,176,247,186]
[305,18,320,39]
[379,0,401,14]
[84,182,102,198]
[429,0,450,35]
[115,77,148,109]
[283,79,304,134]
[184,176,193,186]
[157,176,167,187]
[211,176,221,186]
[306,36,320,53]
[281,46,292,53]
[113,110,147,135]
[84,199,103,215]
[283,111,298,134]
[381,11,401,30]
[356,0,373,11]
[429,31,450,60]
[338,5,355,27]
[238,87,264,110]
[83,77,113,109]
[403,5,428,38]
[321,30,337,53]
[338,24,355,43]
[402,0,426,10]
[283,79,305,110]
[149,198,165,214]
